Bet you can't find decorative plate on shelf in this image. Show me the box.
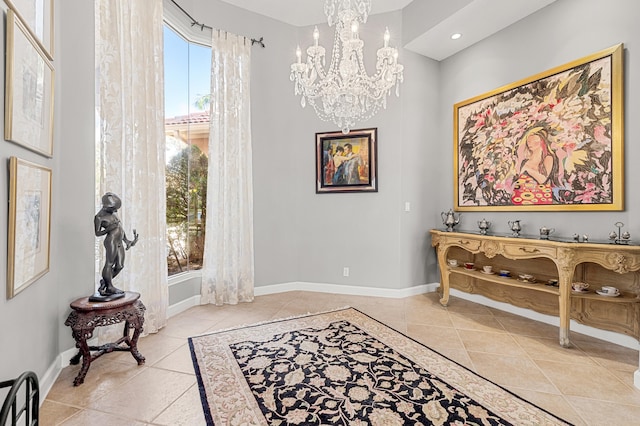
[596,290,620,297]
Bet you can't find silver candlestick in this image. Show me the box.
[477,218,491,235]
[609,222,631,245]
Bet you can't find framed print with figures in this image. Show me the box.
[316,128,378,193]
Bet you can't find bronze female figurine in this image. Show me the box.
[94,192,138,298]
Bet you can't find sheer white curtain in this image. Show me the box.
[95,0,168,333]
[201,31,255,305]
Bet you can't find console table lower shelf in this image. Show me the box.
[431,230,640,347]
[64,291,146,386]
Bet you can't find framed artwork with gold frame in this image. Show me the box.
[7,157,52,299]
[454,44,623,211]
[5,0,54,60]
[5,8,55,158]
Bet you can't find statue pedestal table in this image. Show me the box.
[64,291,145,386]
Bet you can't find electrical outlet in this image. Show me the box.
[343,267,350,277]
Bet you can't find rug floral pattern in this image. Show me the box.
[189,308,570,426]
[231,320,508,425]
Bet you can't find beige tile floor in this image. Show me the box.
[41,291,640,425]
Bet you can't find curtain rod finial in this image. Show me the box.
[251,37,265,48]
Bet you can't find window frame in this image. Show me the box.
[163,0,212,280]
[163,0,211,48]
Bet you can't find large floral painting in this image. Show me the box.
[454,44,623,211]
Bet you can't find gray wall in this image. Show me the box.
[54,0,97,360]
[1,0,638,388]
[186,2,439,289]
[181,0,308,287]
[289,11,438,289]
[438,0,640,239]
[0,0,96,383]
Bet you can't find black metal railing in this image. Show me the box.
[0,371,39,426]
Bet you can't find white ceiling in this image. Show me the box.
[218,0,415,27]
[219,0,558,60]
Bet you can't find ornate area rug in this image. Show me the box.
[189,308,570,425]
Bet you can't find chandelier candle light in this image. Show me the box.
[290,0,404,134]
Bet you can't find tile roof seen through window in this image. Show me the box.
[164,111,210,125]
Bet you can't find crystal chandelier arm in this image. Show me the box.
[290,0,403,133]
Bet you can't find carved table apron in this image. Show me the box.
[431,230,640,347]
[64,291,146,386]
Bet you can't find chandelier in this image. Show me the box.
[290,0,404,133]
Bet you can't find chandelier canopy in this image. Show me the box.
[290,0,404,133]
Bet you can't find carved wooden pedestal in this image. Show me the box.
[431,230,640,347]
[64,291,146,386]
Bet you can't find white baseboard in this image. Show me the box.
[255,283,639,350]
[168,295,201,318]
[254,281,439,299]
[449,289,640,350]
[39,341,95,405]
[44,284,427,402]
[39,355,63,404]
[169,281,639,352]
[45,280,640,402]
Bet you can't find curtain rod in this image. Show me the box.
[169,0,265,48]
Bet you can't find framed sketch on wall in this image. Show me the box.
[316,128,378,193]
[5,0,54,60]
[5,8,55,158]
[7,157,52,299]
[454,44,623,211]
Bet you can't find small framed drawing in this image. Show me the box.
[5,8,55,158]
[7,157,52,299]
[5,0,54,60]
[316,128,378,193]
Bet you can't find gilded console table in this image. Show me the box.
[431,230,640,347]
[65,291,146,386]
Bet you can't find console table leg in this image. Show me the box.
[129,324,145,365]
[437,246,450,307]
[559,328,570,348]
[73,333,93,386]
[558,265,572,348]
[126,306,146,366]
[439,283,450,307]
[69,351,82,365]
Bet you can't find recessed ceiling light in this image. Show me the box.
[451,33,462,40]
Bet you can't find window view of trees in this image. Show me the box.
[164,24,212,276]
[165,144,208,274]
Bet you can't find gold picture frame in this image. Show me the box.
[7,157,52,299]
[5,0,54,60]
[454,44,623,211]
[5,8,55,158]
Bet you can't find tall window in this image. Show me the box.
[164,23,211,276]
